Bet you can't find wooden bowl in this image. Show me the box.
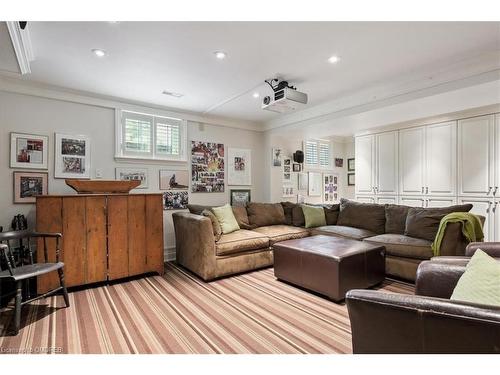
[65,179,141,194]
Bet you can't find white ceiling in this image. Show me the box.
[2,21,500,125]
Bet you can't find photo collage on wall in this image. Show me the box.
[191,141,225,193]
[323,173,339,203]
[160,170,189,210]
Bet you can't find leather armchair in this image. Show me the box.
[346,242,500,354]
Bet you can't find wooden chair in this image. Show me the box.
[0,230,69,335]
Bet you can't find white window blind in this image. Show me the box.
[119,110,186,161]
[304,139,331,168]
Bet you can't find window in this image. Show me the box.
[117,110,186,161]
[304,139,331,168]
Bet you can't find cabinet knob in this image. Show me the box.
[421,186,424,193]
[494,187,498,196]
[494,201,498,213]
[487,201,492,213]
[425,187,429,194]
[488,186,492,195]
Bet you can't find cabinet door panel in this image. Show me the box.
[108,196,129,280]
[458,115,494,196]
[426,122,457,196]
[62,197,87,287]
[355,195,376,203]
[399,196,425,207]
[145,195,164,275]
[85,196,107,284]
[399,127,425,195]
[425,196,457,208]
[495,115,500,198]
[459,198,493,241]
[376,196,397,204]
[355,135,375,195]
[128,195,147,276]
[376,131,398,195]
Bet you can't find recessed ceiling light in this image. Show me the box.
[252,92,260,98]
[92,49,106,57]
[214,51,227,60]
[162,90,184,98]
[328,55,340,64]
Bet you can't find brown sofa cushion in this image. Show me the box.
[201,209,222,241]
[404,204,473,241]
[281,202,295,226]
[187,204,211,215]
[385,204,412,234]
[323,204,340,225]
[364,234,433,260]
[337,199,386,234]
[253,225,310,245]
[247,202,286,227]
[311,225,377,240]
[215,230,270,256]
[292,205,305,227]
[232,206,255,230]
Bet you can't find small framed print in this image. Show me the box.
[335,158,344,168]
[159,170,189,190]
[163,191,189,210]
[116,167,149,189]
[54,133,91,179]
[348,173,355,186]
[10,133,49,169]
[230,189,251,206]
[14,171,48,204]
[292,163,301,172]
[348,158,355,171]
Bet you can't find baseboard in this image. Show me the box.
[164,246,176,262]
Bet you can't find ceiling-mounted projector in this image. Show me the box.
[262,79,308,113]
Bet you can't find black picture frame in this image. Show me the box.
[292,163,301,172]
[348,158,355,171]
[347,173,355,186]
[230,189,251,206]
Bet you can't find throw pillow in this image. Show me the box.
[281,202,296,226]
[301,205,327,228]
[450,249,500,307]
[291,204,305,227]
[211,204,240,234]
[201,209,222,241]
[232,206,255,230]
[323,204,340,225]
[337,198,386,234]
[404,204,473,241]
[385,204,412,234]
[247,202,286,227]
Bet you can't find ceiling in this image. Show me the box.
[1,21,499,125]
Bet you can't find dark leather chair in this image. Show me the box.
[346,242,500,354]
[0,230,69,335]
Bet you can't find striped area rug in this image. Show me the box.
[0,263,413,354]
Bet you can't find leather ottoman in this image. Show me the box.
[273,235,385,301]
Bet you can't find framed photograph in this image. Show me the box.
[323,173,339,203]
[272,148,282,167]
[116,167,149,189]
[228,148,252,186]
[308,172,322,197]
[230,189,251,206]
[298,172,309,191]
[163,191,189,210]
[159,170,189,190]
[10,133,49,170]
[191,141,225,193]
[335,158,344,168]
[54,133,91,179]
[292,163,301,172]
[348,173,355,186]
[14,171,48,204]
[348,158,355,171]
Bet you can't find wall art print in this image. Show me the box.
[228,148,251,186]
[10,132,49,170]
[191,141,225,193]
[54,133,91,179]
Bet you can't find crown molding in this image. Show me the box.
[0,74,264,132]
[6,21,34,75]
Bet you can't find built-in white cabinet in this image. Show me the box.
[355,131,398,196]
[458,115,496,197]
[355,195,397,204]
[399,121,456,197]
[458,197,499,241]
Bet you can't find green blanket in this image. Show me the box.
[431,212,484,256]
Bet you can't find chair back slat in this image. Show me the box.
[0,244,14,276]
[27,237,34,265]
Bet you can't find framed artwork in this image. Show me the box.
[228,148,252,186]
[191,141,225,193]
[298,172,309,191]
[335,158,344,168]
[308,172,322,197]
[292,163,301,172]
[297,194,305,204]
[54,133,91,179]
[283,158,291,181]
[163,191,189,210]
[348,158,355,171]
[282,186,295,198]
[348,173,355,186]
[10,133,49,170]
[13,171,48,204]
[159,170,189,190]
[272,148,282,167]
[116,167,149,189]
[323,173,339,203]
[230,189,251,206]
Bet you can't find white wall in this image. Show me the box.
[0,90,266,259]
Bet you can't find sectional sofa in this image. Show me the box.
[172,199,480,282]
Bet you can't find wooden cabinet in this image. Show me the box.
[36,193,164,293]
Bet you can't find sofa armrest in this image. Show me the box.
[172,212,217,280]
[466,242,500,257]
[438,222,469,256]
[415,260,467,298]
[346,289,500,354]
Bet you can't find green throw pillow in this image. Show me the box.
[450,249,500,307]
[301,204,326,228]
[211,204,240,234]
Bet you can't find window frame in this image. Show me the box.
[115,109,187,163]
[303,138,332,170]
